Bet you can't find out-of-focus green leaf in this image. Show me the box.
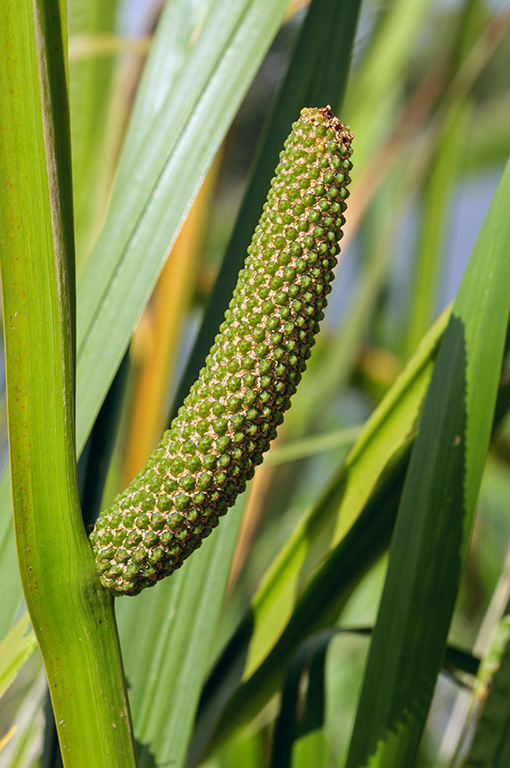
[77,351,130,529]
[0,672,46,768]
[404,0,483,356]
[0,492,18,640]
[188,306,449,759]
[117,495,246,768]
[76,0,288,453]
[344,157,510,768]
[68,0,119,263]
[405,106,469,356]
[461,610,510,767]
[465,93,510,174]
[270,630,333,768]
[344,0,434,170]
[0,615,37,699]
[263,425,361,468]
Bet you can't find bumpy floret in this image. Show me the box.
[90,106,353,595]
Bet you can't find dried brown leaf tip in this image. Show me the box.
[90,107,353,595]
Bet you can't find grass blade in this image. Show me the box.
[263,425,361,468]
[0,615,37,700]
[461,607,510,767]
[192,440,409,761]
[344,156,510,768]
[270,630,333,768]
[404,0,483,356]
[0,489,19,639]
[77,352,130,528]
[122,159,220,483]
[404,107,468,356]
[76,0,288,453]
[344,0,434,170]
[68,0,119,263]
[116,496,246,768]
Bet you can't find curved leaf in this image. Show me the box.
[345,156,510,768]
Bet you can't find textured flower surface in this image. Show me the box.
[90,106,353,595]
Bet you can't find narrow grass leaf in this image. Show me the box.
[404,0,484,356]
[0,674,46,768]
[192,441,409,760]
[263,426,361,468]
[77,352,130,529]
[344,0,434,170]
[0,615,37,699]
[68,0,119,262]
[270,630,333,768]
[405,107,468,356]
[0,490,19,639]
[76,0,288,453]
[0,727,17,754]
[189,309,449,757]
[462,610,510,767]
[344,157,510,768]
[116,496,246,768]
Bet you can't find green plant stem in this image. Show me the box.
[0,2,136,766]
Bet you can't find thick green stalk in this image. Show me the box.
[0,2,136,766]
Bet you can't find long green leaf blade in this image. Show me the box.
[188,307,449,758]
[117,498,244,768]
[345,156,510,768]
[68,0,119,263]
[191,441,409,761]
[76,0,288,454]
[462,609,510,767]
[0,615,37,700]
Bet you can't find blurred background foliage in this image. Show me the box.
[1,0,509,765]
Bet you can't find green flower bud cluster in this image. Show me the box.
[90,106,353,595]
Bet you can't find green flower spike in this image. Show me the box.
[90,106,353,595]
